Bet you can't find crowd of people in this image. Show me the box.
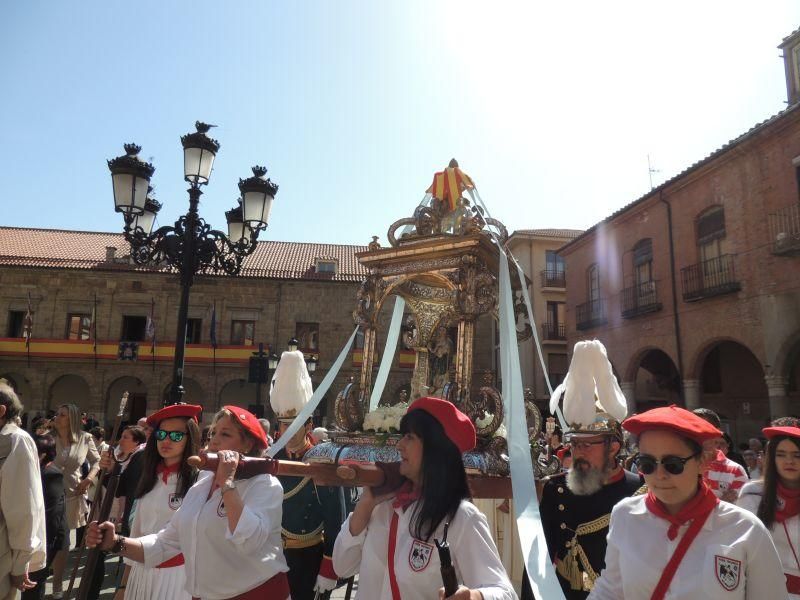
[1,347,799,599]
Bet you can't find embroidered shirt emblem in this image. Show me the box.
[409,539,434,572]
[715,555,741,591]
[168,493,182,511]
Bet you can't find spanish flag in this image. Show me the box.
[426,159,475,211]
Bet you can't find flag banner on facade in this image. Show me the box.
[146,298,156,369]
[23,292,33,348]
[91,293,98,367]
[210,302,218,372]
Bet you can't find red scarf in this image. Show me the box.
[645,481,719,600]
[645,480,718,540]
[156,461,180,484]
[776,482,800,522]
[392,480,421,511]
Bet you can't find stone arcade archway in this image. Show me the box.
[49,374,92,412]
[0,372,36,411]
[161,378,208,411]
[696,340,768,442]
[625,348,681,413]
[106,376,149,425]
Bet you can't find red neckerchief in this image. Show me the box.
[605,467,625,485]
[392,480,420,511]
[156,462,180,485]
[776,481,800,522]
[646,481,719,600]
[645,479,719,540]
[388,481,420,600]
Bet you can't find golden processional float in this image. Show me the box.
[305,160,561,497]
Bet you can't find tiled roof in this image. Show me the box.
[510,228,584,239]
[0,227,368,283]
[559,101,800,254]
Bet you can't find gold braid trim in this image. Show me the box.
[556,513,612,591]
[282,523,324,548]
[283,476,311,500]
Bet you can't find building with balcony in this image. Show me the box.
[557,29,800,440]
[0,227,420,425]
[506,228,583,407]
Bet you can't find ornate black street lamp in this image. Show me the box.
[108,122,279,406]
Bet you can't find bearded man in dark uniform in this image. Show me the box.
[523,341,644,599]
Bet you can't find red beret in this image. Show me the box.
[223,405,268,449]
[408,397,476,453]
[146,403,202,426]
[763,426,800,440]
[622,405,722,443]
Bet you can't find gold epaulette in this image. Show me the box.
[283,476,311,500]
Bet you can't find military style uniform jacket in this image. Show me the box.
[540,469,643,599]
[275,446,345,599]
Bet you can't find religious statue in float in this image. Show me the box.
[306,159,560,487]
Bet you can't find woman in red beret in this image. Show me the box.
[589,405,785,599]
[86,406,290,600]
[738,422,800,598]
[102,404,202,600]
[333,397,514,599]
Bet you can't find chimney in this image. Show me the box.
[105,246,117,262]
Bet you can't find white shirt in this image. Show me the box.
[140,471,289,600]
[589,495,787,600]
[738,481,800,599]
[126,470,184,566]
[0,422,46,597]
[333,499,516,600]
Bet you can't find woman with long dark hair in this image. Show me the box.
[333,397,514,599]
[589,406,784,599]
[738,422,800,598]
[86,406,290,599]
[111,404,201,600]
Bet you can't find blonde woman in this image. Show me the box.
[50,403,100,598]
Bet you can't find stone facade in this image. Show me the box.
[0,236,418,426]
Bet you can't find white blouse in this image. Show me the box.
[139,471,289,600]
[333,499,516,600]
[589,495,787,600]
[738,481,800,599]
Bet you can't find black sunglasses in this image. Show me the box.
[155,429,186,443]
[634,452,700,476]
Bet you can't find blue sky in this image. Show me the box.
[1,1,797,245]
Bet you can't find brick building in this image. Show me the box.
[0,226,407,425]
[506,228,583,405]
[558,30,800,441]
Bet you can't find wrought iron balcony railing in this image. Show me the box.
[768,203,800,255]
[576,298,607,330]
[621,280,662,318]
[680,254,741,301]
[541,321,566,340]
[540,269,566,288]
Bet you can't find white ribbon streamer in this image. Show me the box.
[368,296,406,411]
[499,249,565,600]
[267,325,359,457]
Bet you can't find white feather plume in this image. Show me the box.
[269,350,313,417]
[550,340,628,428]
[589,340,628,421]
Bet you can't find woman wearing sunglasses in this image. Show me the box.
[589,405,785,599]
[738,423,800,598]
[109,404,201,600]
[86,405,290,600]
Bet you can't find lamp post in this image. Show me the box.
[108,122,278,406]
